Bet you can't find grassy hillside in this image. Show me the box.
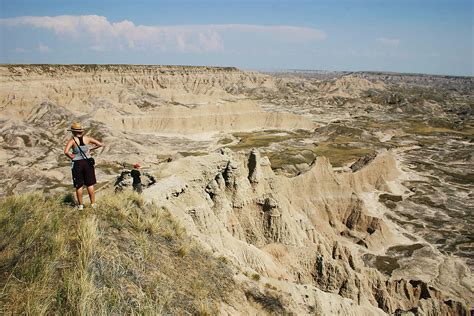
[0,192,236,315]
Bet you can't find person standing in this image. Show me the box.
[131,163,142,193]
[64,122,103,210]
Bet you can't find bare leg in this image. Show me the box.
[76,187,84,205]
[87,185,95,204]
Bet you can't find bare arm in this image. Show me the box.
[87,136,103,151]
[64,139,75,160]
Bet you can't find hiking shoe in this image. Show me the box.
[77,204,84,210]
[91,203,97,209]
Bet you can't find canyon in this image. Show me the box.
[0,65,472,314]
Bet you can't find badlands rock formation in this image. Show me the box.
[0,65,472,314]
[0,65,312,134]
[144,148,471,314]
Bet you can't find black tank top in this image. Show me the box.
[131,169,141,185]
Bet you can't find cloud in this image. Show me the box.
[376,37,400,48]
[0,15,326,53]
[15,47,26,53]
[37,43,51,53]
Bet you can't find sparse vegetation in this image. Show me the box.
[244,289,285,314]
[217,137,234,145]
[178,151,208,157]
[0,192,236,314]
[251,273,261,281]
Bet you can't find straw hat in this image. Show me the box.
[68,122,85,132]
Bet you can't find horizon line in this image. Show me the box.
[1,63,472,78]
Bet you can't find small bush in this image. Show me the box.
[251,273,261,281]
[217,256,229,264]
[245,289,285,314]
[62,192,76,206]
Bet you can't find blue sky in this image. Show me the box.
[0,0,472,76]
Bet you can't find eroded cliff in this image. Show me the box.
[143,149,472,314]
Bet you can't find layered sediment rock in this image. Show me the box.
[0,65,313,133]
[0,65,314,132]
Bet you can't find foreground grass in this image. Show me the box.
[0,192,235,315]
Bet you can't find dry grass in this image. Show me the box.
[0,191,236,315]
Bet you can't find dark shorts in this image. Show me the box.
[72,159,96,189]
[133,183,143,193]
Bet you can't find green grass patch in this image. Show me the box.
[229,129,312,151]
[313,143,375,167]
[264,147,316,170]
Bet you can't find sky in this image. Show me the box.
[0,0,472,76]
